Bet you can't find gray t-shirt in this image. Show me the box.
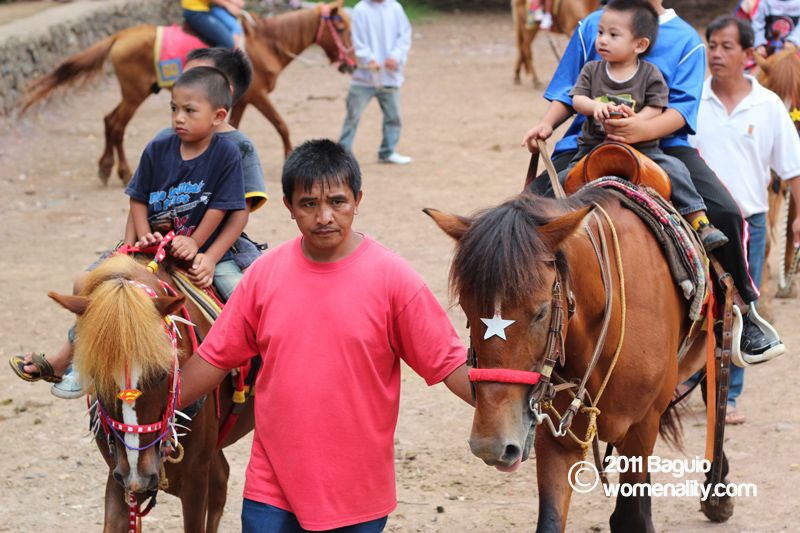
[569,59,669,149]
[153,127,268,211]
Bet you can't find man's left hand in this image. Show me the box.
[385,57,399,71]
[604,113,652,145]
[189,253,215,288]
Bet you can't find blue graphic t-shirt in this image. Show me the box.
[125,134,245,252]
[544,9,706,156]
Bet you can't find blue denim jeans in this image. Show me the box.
[241,499,388,533]
[339,84,402,160]
[184,9,235,48]
[210,6,243,37]
[213,259,243,301]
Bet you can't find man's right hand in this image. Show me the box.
[521,123,554,153]
[367,60,380,71]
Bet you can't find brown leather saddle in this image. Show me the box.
[564,141,672,199]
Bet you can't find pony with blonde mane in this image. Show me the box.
[511,0,600,87]
[755,48,800,301]
[50,254,255,532]
[22,2,353,184]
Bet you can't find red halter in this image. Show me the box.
[315,8,355,69]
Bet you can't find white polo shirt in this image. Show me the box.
[689,75,800,218]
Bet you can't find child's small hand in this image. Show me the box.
[135,232,163,248]
[615,104,635,118]
[593,103,616,122]
[170,236,199,261]
[189,253,215,288]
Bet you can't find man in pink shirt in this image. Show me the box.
[179,139,473,532]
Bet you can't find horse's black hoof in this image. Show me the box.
[700,495,734,523]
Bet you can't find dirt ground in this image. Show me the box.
[0,12,798,533]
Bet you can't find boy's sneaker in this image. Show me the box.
[379,153,412,165]
[51,365,85,399]
[540,13,553,30]
[740,313,785,361]
[696,221,729,251]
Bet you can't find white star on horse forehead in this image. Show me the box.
[480,313,516,341]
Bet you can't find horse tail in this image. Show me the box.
[659,400,685,451]
[21,32,120,113]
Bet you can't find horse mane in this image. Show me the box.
[74,254,174,403]
[759,48,800,106]
[451,188,611,313]
[255,7,320,58]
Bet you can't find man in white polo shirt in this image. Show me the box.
[690,14,800,424]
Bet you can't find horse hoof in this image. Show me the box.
[776,284,797,299]
[119,169,132,186]
[97,167,111,186]
[513,77,522,85]
[700,494,734,523]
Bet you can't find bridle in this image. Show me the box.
[467,206,625,446]
[315,10,355,69]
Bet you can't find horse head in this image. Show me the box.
[50,254,185,494]
[756,46,800,110]
[315,1,356,73]
[425,195,592,471]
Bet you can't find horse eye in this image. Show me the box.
[533,304,549,323]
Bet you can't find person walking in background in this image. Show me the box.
[339,0,413,165]
[689,16,800,424]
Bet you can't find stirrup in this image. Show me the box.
[730,303,785,367]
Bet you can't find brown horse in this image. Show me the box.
[21,2,354,184]
[755,48,800,301]
[426,189,733,531]
[512,0,600,87]
[49,254,254,532]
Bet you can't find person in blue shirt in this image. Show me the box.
[521,0,784,360]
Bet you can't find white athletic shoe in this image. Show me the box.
[51,365,85,399]
[540,13,553,30]
[379,153,412,165]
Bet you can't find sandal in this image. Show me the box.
[8,353,62,384]
[725,406,746,425]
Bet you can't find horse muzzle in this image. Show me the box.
[113,467,160,494]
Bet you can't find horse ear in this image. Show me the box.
[154,295,186,317]
[423,208,472,241]
[48,292,91,315]
[538,205,592,250]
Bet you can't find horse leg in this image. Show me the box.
[609,414,660,533]
[180,464,211,533]
[250,90,292,158]
[102,471,129,533]
[525,30,541,88]
[99,105,119,185]
[698,380,735,522]
[534,431,583,532]
[205,451,231,533]
[111,93,150,185]
[229,99,247,129]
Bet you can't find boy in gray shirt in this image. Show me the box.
[563,0,726,251]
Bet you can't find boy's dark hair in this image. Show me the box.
[174,66,233,111]
[605,0,659,54]
[187,47,253,105]
[282,140,362,201]
[706,15,755,49]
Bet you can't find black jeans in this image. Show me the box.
[528,145,758,304]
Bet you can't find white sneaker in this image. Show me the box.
[379,153,412,165]
[51,365,85,399]
[540,13,553,30]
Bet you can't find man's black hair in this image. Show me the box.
[187,47,253,105]
[282,140,362,201]
[605,0,659,54]
[706,15,755,50]
[174,66,233,111]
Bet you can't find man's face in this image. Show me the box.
[708,24,751,78]
[283,179,362,259]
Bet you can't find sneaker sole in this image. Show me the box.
[50,383,85,399]
[742,342,787,365]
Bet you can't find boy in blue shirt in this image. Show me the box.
[521,0,784,360]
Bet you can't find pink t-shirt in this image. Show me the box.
[197,235,466,530]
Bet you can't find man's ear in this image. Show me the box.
[354,190,363,214]
[283,196,295,219]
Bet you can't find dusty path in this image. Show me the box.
[0,12,798,533]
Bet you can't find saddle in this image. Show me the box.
[564,142,672,199]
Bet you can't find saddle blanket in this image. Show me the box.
[154,25,207,88]
[587,178,708,320]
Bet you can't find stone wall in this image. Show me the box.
[0,0,182,116]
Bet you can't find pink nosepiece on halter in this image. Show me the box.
[315,7,356,69]
[469,368,542,385]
